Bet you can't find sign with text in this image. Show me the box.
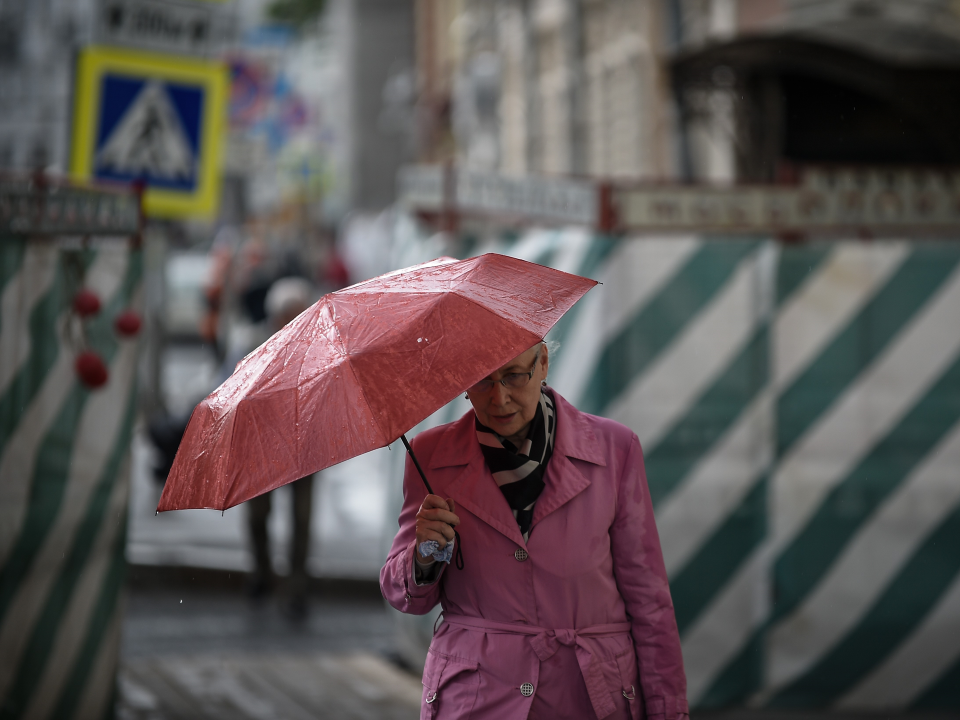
[94,0,235,58]
[457,170,597,226]
[399,165,960,234]
[615,169,960,233]
[0,178,140,236]
[398,166,598,226]
[70,46,227,218]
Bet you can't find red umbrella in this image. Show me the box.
[157,254,597,512]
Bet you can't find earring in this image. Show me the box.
[464,393,469,400]
[541,380,547,387]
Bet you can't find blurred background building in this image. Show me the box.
[415,0,960,183]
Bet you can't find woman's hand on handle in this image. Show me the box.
[415,495,460,562]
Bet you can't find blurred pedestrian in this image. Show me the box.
[381,341,687,719]
[246,277,316,619]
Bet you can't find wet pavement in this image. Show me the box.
[118,568,420,720]
[116,570,956,720]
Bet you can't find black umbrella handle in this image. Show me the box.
[400,433,464,570]
[400,434,433,494]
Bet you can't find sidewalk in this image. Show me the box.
[118,568,420,720]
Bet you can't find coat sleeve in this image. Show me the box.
[610,433,688,720]
[379,448,447,615]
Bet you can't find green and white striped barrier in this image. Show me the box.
[388,219,960,711]
[0,237,142,720]
[763,242,960,710]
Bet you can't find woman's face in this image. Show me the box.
[467,343,549,446]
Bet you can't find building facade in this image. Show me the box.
[415,0,960,186]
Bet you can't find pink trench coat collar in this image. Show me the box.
[430,391,607,549]
[380,390,688,720]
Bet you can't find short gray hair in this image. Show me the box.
[265,277,312,320]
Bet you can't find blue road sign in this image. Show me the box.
[94,74,204,192]
[72,46,227,218]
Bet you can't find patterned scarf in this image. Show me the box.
[475,391,556,542]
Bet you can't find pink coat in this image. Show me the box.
[381,391,687,720]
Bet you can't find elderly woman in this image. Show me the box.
[380,342,687,720]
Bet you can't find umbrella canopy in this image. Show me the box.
[157,254,597,512]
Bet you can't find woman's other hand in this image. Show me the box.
[415,495,460,562]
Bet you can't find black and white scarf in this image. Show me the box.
[475,391,556,542]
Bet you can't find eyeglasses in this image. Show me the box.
[467,348,541,394]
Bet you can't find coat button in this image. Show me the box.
[514,548,528,562]
[520,683,534,697]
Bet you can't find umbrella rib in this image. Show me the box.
[326,297,393,448]
[452,289,546,352]
[223,400,273,509]
[292,333,312,471]
[343,354,392,447]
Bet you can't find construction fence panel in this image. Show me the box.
[763,241,960,710]
[0,236,142,720]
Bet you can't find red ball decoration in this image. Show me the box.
[75,351,108,389]
[114,310,142,337]
[73,289,101,317]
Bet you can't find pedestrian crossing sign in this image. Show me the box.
[71,46,228,218]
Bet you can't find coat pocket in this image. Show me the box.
[421,650,480,720]
[615,651,641,720]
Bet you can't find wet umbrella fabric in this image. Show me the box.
[157,254,597,512]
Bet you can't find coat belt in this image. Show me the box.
[442,614,632,719]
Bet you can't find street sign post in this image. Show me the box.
[70,45,228,219]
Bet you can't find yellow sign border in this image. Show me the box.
[71,46,228,219]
